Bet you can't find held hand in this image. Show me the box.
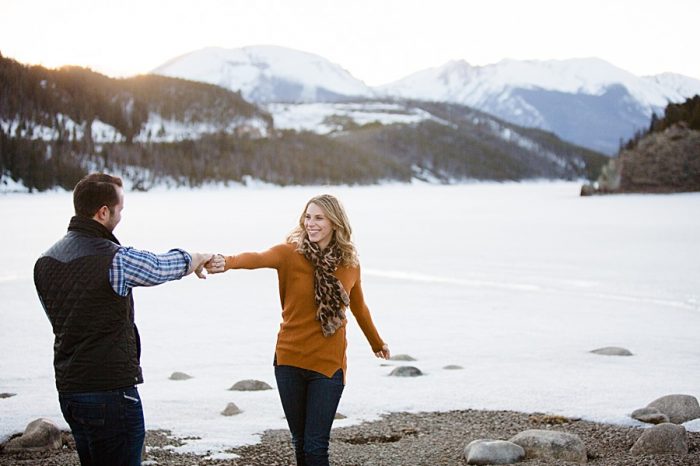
[187,253,214,279]
[205,254,226,274]
[374,344,390,360]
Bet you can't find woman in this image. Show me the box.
[207,194,390,466]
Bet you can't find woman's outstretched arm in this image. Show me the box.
[206,244,290,273]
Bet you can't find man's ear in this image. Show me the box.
[94,205,110,222]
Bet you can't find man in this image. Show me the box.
[34,173,212,466]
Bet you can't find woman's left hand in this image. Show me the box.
[374,344,390,360]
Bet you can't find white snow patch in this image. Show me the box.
[266,102,438,134]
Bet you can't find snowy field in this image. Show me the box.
[265,102,435,133]
[1,181,699,456]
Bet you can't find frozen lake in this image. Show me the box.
[1,181,699,455]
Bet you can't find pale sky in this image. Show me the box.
[2,0,699,85]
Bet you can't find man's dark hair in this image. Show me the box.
[73,173,124,218]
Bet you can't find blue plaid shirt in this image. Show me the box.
[109,247,192,297]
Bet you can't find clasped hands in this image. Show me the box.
[187,253,226,279]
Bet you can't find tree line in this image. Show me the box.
[622,95,700,151]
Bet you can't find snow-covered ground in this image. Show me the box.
[1,182,699,456]
[266,102,435,133]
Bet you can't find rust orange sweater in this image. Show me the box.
[224,242,385,382]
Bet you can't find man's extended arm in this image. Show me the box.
[110,247,211,296]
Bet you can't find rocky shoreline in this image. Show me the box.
[2,408,699,465]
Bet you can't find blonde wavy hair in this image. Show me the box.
[287,194,359,267]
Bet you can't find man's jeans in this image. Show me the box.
[59,386,145,466]
[275,365,344,466]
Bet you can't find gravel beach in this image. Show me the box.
[2,409,699,465]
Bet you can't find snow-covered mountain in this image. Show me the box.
[642,72,700,99]
[377,58,700,154]
[153,45,373,103]
[377,58,697,109]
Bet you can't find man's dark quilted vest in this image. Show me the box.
[34,216,143,393]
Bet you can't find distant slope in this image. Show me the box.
[377,58,700,155]
[333,100,606,182]
[153,46,373,103]
[643,72,700,99]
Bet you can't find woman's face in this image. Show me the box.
[304,202,334,249]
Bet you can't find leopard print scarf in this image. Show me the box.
[299,237,349,337]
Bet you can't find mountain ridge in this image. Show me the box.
[153,46,700,155]
[378,57,699,108]
[377,57,700,155]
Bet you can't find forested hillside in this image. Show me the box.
[584,95,700,194]
[335,101,606,182]
[0,54,272,190]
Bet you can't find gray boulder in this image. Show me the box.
[388,366,423,377]
[580,184,595,197]
[221,402,242,416]
[5,418,62,452]
[509,429,587,463]
[334,412,347,420]
[647,394,700,424]
[390,354,417,361]
[464,439,525,465]
[631,407,670,425]
[169,371,193,380]
[630,423,688,455]
[590,346,633,356]
[229,379,273,391]
[443,364,464,370]
[0,392,16,399]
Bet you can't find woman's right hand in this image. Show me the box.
[375,344,391,360]
[205,254,226,274]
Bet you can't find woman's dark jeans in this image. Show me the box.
[275,365,344,466]
[59,386,145,466]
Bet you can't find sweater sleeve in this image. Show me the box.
[348,268,385,353]
[224,243,289,271]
